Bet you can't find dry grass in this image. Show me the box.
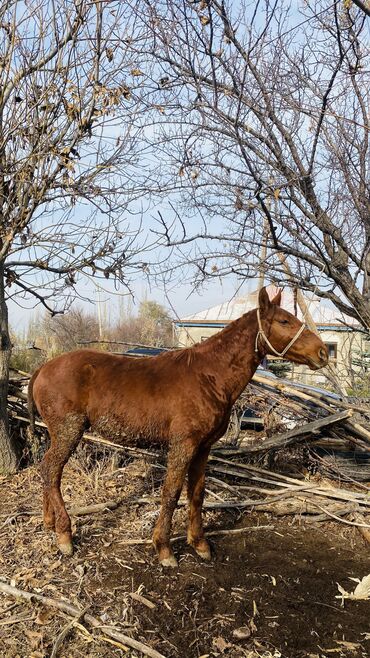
[1,444,369,658]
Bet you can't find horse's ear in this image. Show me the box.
[258,287,271,314]
[271,289,282,306]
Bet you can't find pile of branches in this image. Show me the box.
[227,371,370,475]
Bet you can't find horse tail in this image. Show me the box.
[27,368,41,436]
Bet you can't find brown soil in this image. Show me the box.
[0,448,369,658]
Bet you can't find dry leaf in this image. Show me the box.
[212,636,230,652]
[25,629,43,650]
[336,573,370,604]
[35,607,54,625]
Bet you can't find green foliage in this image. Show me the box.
[268,359,291,379]
[352,349,370,372]
[348,340,370,397]
[347,377,370,398]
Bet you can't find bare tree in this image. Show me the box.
[129,0,370,329]
[43,308,100,354]
[109,300,175,346]
[0,0,154,472]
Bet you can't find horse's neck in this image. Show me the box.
[200,310,262,404]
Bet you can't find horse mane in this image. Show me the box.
[172,345,198,367]
[172,310,254,365]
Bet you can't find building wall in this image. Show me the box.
[291,328,363,387]
[175,323,364,388]
[177,325,220,348]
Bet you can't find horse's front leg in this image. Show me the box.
[153,439,195,568]
[187,446,211,560]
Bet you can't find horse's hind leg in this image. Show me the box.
[40,414,86,556]
[187,447,211,560]
[153,439,196,568]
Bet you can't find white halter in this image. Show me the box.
[255,307,306,358]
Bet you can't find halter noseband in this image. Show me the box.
[255,307,306,358]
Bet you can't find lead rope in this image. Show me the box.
[255,307,306,357]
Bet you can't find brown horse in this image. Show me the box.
[28,287,328,567]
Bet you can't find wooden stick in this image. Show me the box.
[118,524,274,546]
[252,373,331,410]
[208,460,370,507]
[0,612,34,627]
[207,476,245,497]
[349,512,370,544]
[344,420,370,446]
[0,582,166,658]
[304,507,352,524]
[308,503,370,528]
[252,373,369,415]
[2,500,122,520]
[286,386,368,415]
[129,593,156,610]
[239,409,353,453]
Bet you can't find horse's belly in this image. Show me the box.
[90,412,170,447]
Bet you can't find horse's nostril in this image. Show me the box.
[319,348,327,362]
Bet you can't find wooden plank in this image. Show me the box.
[242,409,353,453]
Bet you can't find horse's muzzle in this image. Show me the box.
[307,348,329,370]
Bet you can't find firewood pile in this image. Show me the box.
[230,371,370,475]
[7,367,370,542]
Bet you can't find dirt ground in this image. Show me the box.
[0,447,369,658]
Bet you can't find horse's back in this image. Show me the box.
[32,349,191,433]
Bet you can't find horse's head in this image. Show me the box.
[257,287,328,370]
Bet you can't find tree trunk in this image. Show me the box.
[0,262,18,473]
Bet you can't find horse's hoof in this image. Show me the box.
[59,541,74,557]
[195,546,212,561]
[57,534,74,556]
[159,554,178,568]
[188,538,212,561]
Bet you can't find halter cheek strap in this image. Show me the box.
[255,307,306,358]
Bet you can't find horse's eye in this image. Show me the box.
[279,319,289,325]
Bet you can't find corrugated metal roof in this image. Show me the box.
[180,285,359,328]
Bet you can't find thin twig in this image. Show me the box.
[129,593,156,610]
[308,502,370,528]
[51,606,89,658]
